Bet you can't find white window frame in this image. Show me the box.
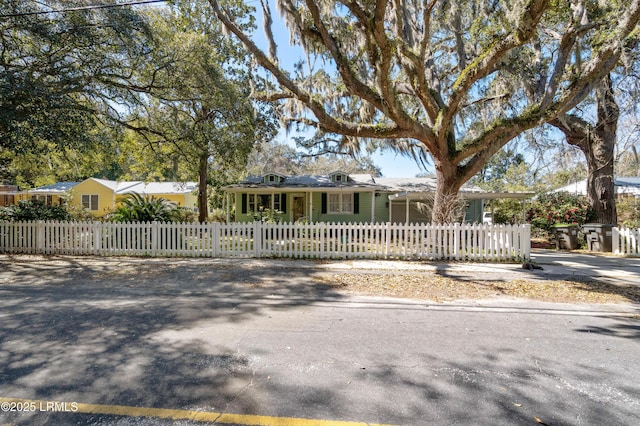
[273,193,281,211]
[331,173,348,183]
[82,194,99,211]
[264,174,284,184]
[328,193,353,214]
[248,193,284,213]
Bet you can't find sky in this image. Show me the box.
[370,150,427,178]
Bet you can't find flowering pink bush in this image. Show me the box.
[527,192,595,234]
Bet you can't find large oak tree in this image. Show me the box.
[208,0,640,222]
[126,6,277,222]
[0,0,154,184]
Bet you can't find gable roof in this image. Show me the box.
[226,174,485,192]
[87,178,197,195]
[224,172,533,200]
[225,173,381,190]
[120,181,198,195]
[29,182,80,194]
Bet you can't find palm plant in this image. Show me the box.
[109,193,179,223]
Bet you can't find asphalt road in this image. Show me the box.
[1,255,639,425]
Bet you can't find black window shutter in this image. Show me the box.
[321,193,327,214]
[241,193,247,214]
[353,192,359,214]
[281,193,287,212]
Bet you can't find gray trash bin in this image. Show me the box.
[554,224,579,250]
[582,223,615,252]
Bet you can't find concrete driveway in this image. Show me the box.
[0,253,639,425]
[530,249,640,284]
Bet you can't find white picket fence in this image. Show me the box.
[0,221,531,261]
[613,227,640,256]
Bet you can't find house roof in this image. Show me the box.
[29,182,80,194]
[615,177,640,195]
[0,182,80,195]
[121,182,198,195]
[89,178,197,195]
[224,173,381,191]
[554,177,640,196]
[378,177,533,200]
[229,174,487,193]
[223,173,533,199]
[1,180,198,197]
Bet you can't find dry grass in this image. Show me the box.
[320,272,640,304]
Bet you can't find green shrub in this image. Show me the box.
[491,199,526,224]
[617,196,640,228]
[527,192,595,236]
[253,209,284,223]
[208,208,230,223]
[0,199,71,221]
[173,207,197,223]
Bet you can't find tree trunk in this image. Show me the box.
[198,152,208,223]
[432,164,465,224]
[586,135,617,224]
[551,74,618,225]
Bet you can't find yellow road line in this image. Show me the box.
[0,397,393,426]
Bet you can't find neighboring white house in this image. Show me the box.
[554,177,640,197]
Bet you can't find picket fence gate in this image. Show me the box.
[0,221,531,262]
[613,227,640,256]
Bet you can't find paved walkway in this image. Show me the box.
[530,249,640,281]
[297,248,640,286]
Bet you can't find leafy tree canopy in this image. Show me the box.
[123,4,278,221]
[208,0,640,222]
[245,140,382,176]
[0,0,154,151]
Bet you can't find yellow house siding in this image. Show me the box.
[157,194,188,207]
[114,193,196,209]
[12,193,66,206]
[69,179,115,217]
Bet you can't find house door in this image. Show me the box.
[292,196,305,221]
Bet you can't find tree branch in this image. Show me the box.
[439,0,548,142]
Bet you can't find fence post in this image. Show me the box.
[384,222,391,259]
[212,222,220,257]
[453,223,460,260]
[253,222,262,257]
[151,221,158,257]
[612,227,620,254]
[36,220,45,254]
[93,222,100,255]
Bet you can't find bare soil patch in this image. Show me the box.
[319,271,640,305]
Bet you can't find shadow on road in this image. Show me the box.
[1,255,639,425]
[0,256,344,424]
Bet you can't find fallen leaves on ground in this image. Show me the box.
[319,272,640,304]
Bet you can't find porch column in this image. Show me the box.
[371,190,376,223]
[308,192,313,223]
[226,193,230,223]
[388,196,392,223]
[405,197,410,224]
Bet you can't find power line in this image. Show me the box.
[0,0,170,18]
